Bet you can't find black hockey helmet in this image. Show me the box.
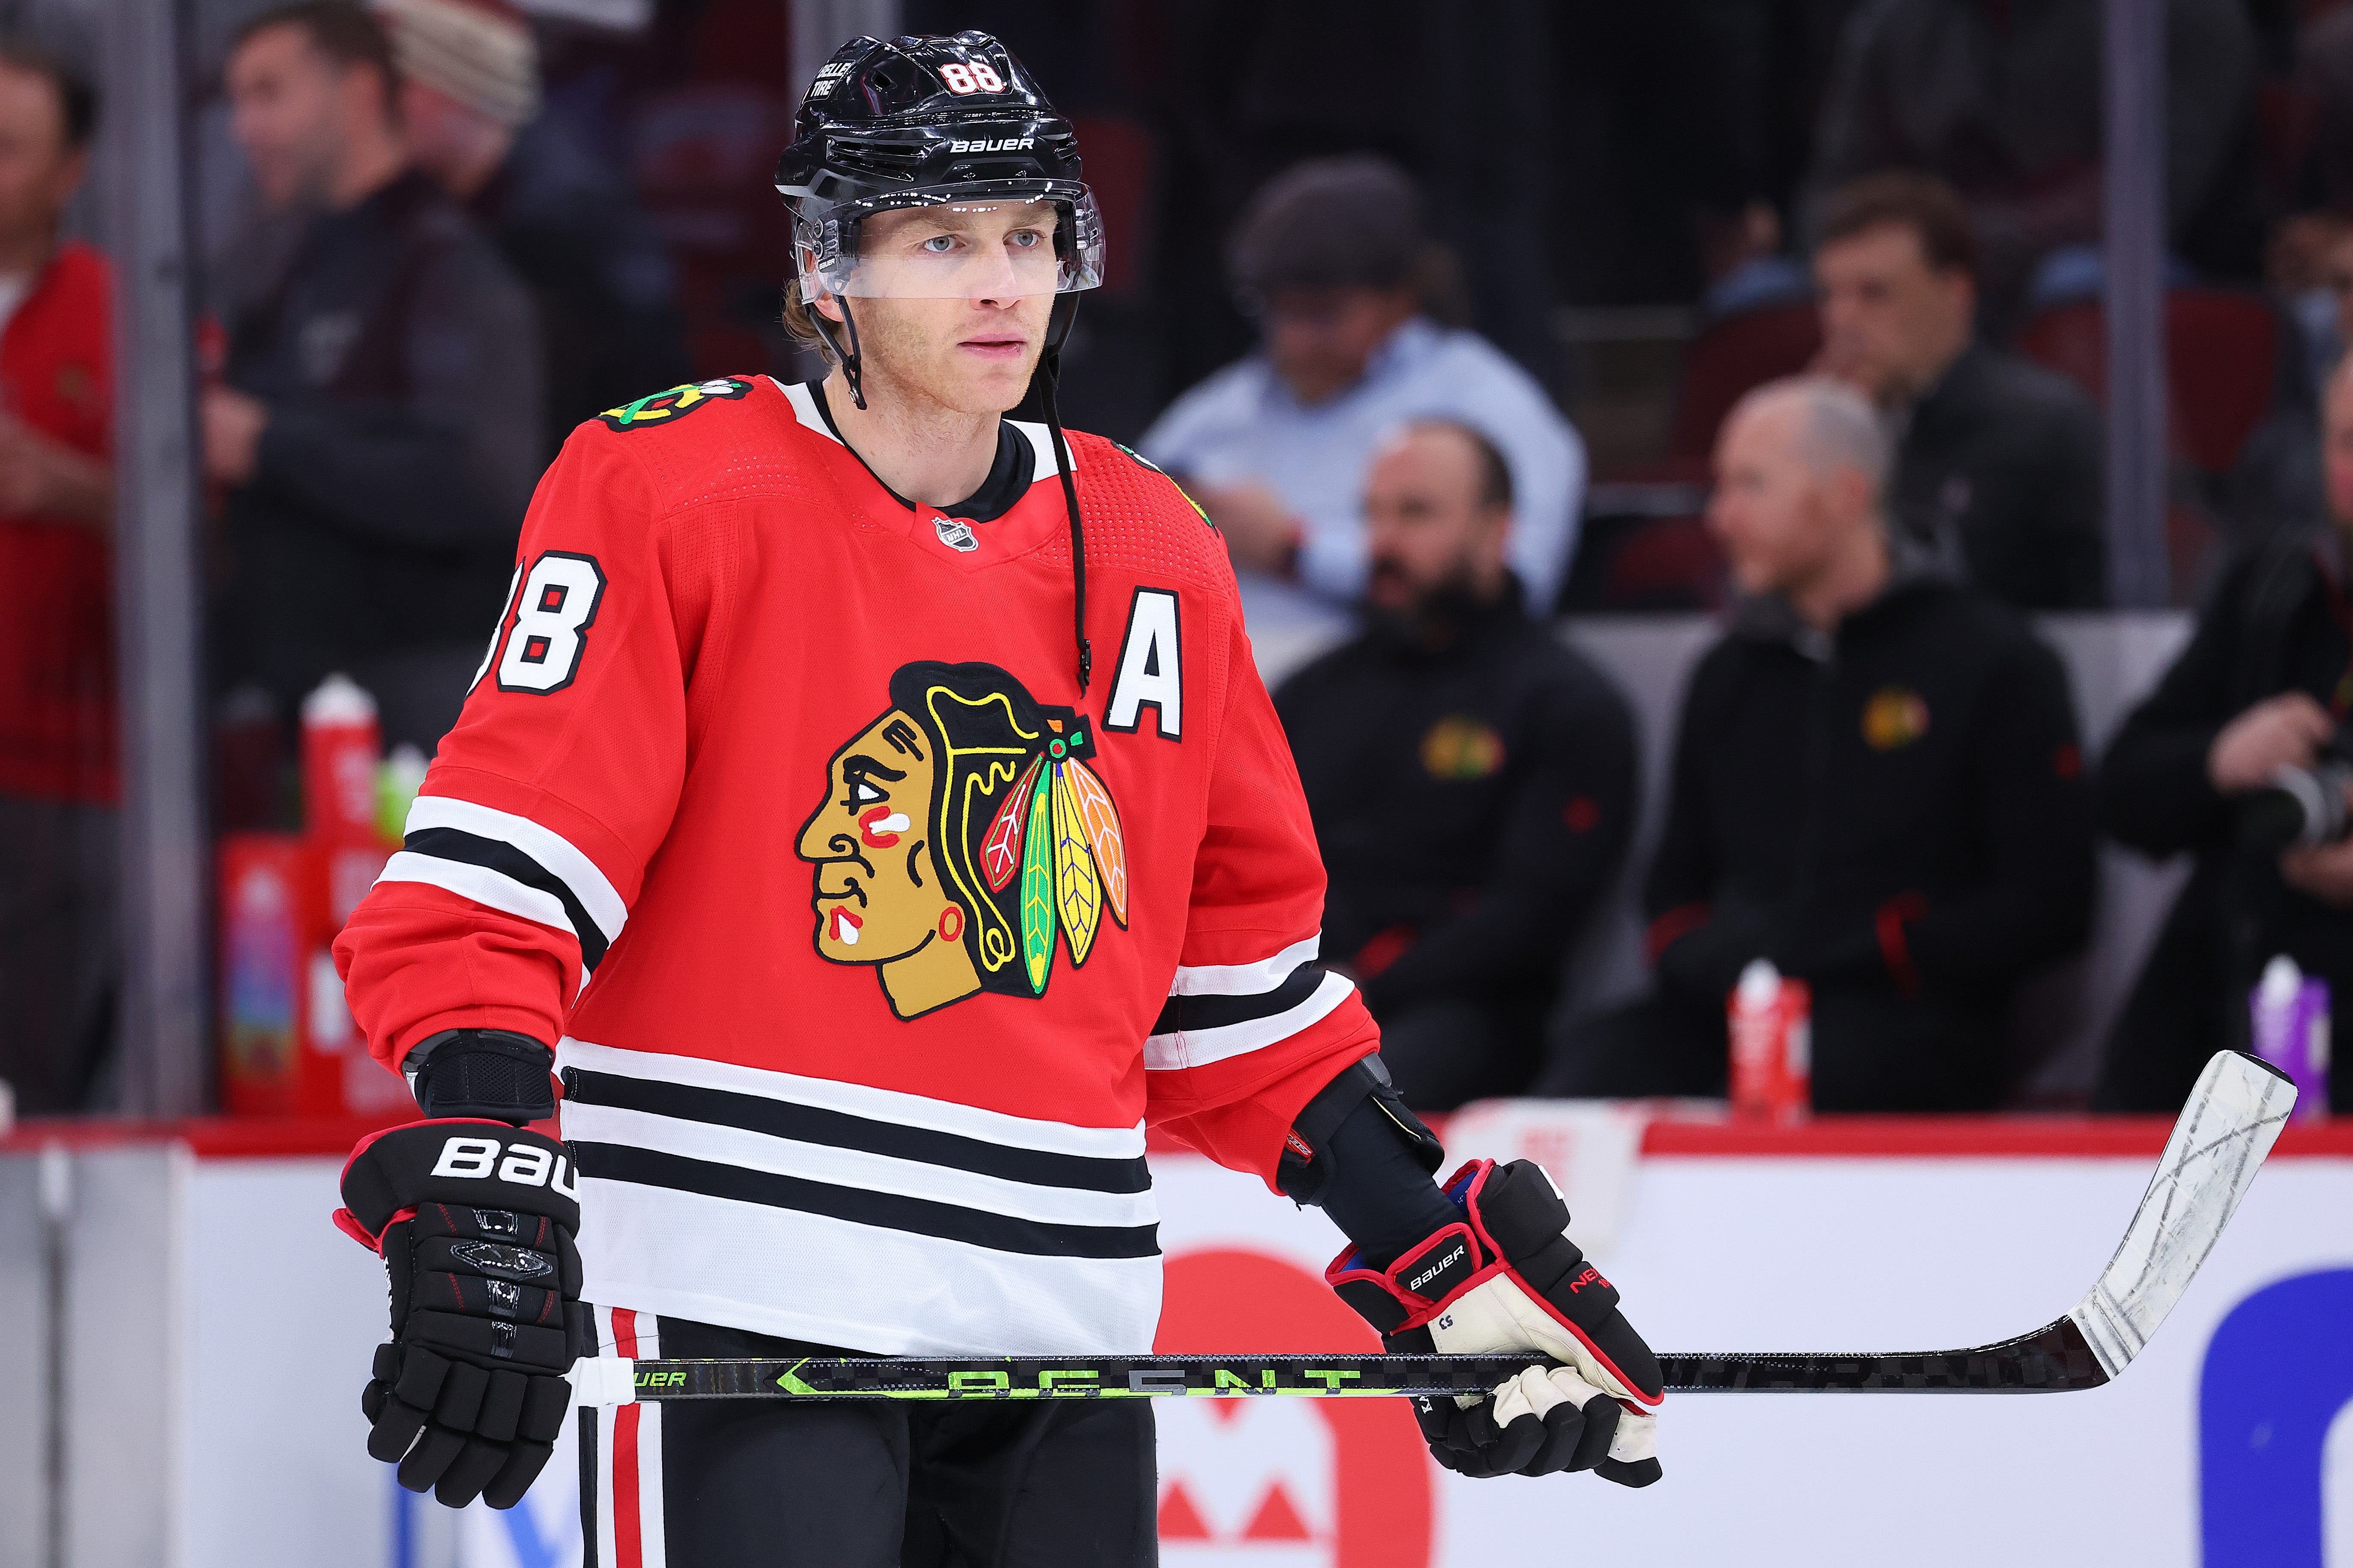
[775,33,1103,316]
[773,32,1104,690]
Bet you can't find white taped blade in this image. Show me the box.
[2066,1052,2296,1379]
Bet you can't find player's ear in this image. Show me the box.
[812,289,846,325]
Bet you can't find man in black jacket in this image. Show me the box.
[2097,356,2353,1115]
[1276,420,1637,1109]
[205,1,541,752]
[1813,173,2106,610]
[1541,377,2096,1111]
[381,0,689,453]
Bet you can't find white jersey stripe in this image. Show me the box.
[591,1306,619,1568]
[633,1315,665,1568]
[576,1177,1162,1356]
[1144,969,1354,1072]
[1006,417,1064,486]
[404,794,627,942]
[1168,935,1322,996]
[376,852,574,937]
[562,1099,1159,1230]
[557,1037,1144,1161]
[776,378,841,444]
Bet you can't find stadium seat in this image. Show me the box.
[1666,301,1822,461]
[2015,289,2284,478]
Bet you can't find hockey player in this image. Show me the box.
[327,31,1665,1564]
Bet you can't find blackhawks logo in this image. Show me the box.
[596,377,752,432]
[795,661,1130,1020]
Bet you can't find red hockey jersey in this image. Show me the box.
[335,375,1379,1355]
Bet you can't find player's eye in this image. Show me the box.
[920,235,957,254]
[1008,230,1042,250]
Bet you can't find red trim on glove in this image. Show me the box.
[1330,1159,1666,1410]
[331,1203,417,1255]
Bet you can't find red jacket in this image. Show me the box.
[335,376,1377,1354]
[0,242,114,803]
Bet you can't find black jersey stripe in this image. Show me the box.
[572,1143,1161,1260]
[563,1069,1151,1194]
[1149,964,1326,1037]
[403,826,611,971]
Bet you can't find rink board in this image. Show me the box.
[0,1116,2349,1568]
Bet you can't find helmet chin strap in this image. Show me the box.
[1039,292,1090,692]
[806,285,868,411]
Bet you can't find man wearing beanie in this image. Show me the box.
[379,0,687,452]
[208,1,541,753]
[1141,155,1583,667]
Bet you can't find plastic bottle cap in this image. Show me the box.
[302,672,378,726]
[1736,958,1781,1006]
[2259,954,2304,1007]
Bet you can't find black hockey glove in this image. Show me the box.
[334,1119,589,1508]
[1326,1158,1665,1484]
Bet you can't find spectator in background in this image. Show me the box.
[206,1,540,754]
[1141,156,1584,647]
[2095,354,2353,1118]
[0,41,116,1113]
[378,0,687,452]
[1814,173,2107,610]
[1806,0,2261,322]
[1276,421,1636,1110]
[1539,377,2094,1112]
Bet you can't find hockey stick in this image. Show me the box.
[565,1050,2293,1406]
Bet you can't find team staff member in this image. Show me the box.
[0,39,115,1114]
[328,33,1664,1561]
[2096,353,2353,1115]
[1811,173,2107,611]
[1541,376,2095,1110]
[1277,420,1636,1109]
[209,1,540,752]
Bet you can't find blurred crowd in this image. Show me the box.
[11,0,2353,1123]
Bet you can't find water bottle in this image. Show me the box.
[1728,958,1811,1123]
[301,674,382,846]
[2248,955,2330,1123]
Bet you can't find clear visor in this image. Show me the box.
[795,190,1105,301]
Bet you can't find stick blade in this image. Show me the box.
[2065,1050,2296,1380]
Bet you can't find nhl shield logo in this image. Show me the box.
[935,516,980,552]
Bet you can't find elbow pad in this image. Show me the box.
[403,1030,558,1126]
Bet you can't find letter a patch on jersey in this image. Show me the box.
[1105,588,1181,740]
[795,661,1129,1021]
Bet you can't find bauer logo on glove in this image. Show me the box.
[333,1120,593,1510]
[1327,1158,1666,1485]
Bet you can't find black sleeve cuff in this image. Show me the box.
[404,1030,557,1124]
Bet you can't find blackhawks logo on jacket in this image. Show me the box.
[796,661,1129,1020]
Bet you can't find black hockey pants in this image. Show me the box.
[581,1310,1158,1567]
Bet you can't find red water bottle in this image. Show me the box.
[301,674,382,846]
[1728,959,1811,1123]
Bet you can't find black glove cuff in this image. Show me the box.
[1276,1053,1442,1206]
[408,1030,557,1124]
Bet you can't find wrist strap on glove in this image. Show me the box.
[404,1030,557,1124]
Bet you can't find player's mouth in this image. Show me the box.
[960,334,1030,360]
